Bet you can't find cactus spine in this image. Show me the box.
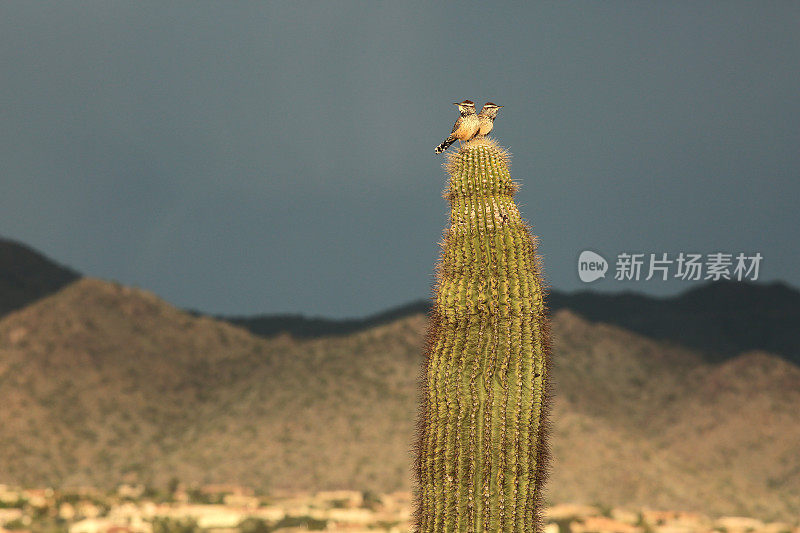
[413,137,552,532]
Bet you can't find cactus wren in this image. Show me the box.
[476,102,503,137]
[434,100,480,153]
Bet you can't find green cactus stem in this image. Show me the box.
[412,137,552,533]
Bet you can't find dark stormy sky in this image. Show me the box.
[2,3,798,318]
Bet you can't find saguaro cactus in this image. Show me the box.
[412,137,552,532]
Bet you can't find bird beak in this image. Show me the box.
[499,105,504,108]
[453,102,461,106]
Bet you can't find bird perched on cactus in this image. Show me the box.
[477,102,503,137]
[434,100,480,154]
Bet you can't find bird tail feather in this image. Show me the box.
[435,136,456,154]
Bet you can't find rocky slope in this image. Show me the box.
[1,278,798,520]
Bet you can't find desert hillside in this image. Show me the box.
[1,277,798,521]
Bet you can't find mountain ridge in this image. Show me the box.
[1,276,799,520]
[2,237,798,365]
[221,280,800,365]
[0,237,80,318]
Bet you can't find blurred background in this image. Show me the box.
[1,3,798,532]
